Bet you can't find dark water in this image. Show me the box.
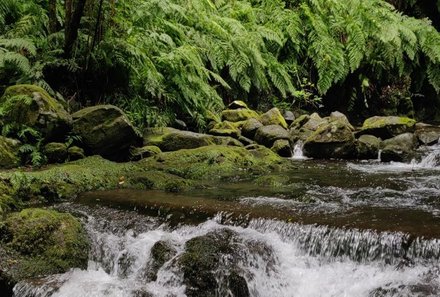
[13,145,440,297]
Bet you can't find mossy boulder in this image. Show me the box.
[67,146,85,161]
[209,121,243,138]
[282,110,295,126]
[254,125,289,148]
[0,136,20,169]
[130,145,162,161]
[241,118,263,139]
[260,107,288,129]
[303,119,356,159]
[380,133,417,162]
[0,84,72,141]
[141,145,283,180]
[356,135,381,159]
[329,111,354,131]
[289,113,328,143]
[360,116,416,139]
[143,127,242,152]
[44,142,68,164]
[0,208,89,288]
[271,139,292,157]
[72,105,142,161]
[178,229,250,297]
[146,240,177,281]
[221,109,259,122]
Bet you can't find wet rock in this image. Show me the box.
[0,84,72,141]
[303,119,356,159]
[359,116,416,139]
[254,125,289,148]
[0,136,20,168]
[72,105,142,161]
[241,118,263,139]
[143,127,243,152]
[130,146,162,161]
[221,109,259,122]
[329,111,354,131]
[271,139,292,157]
[289,113,328,143]
[67,146,85,161]
[178,229,251,297]
[146,240,177,281]
[282,110,295,126]
[289,114,310,130]
[260,107,288,129]
[227,100,249,110]
[356,135,381,159]
[237,136,255,146]
[302,113,327,131]
[381,133,417,162]
[44,142,68,163]
[415,123,440,145]
[0,208,89,286]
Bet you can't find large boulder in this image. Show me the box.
[44,142,68,164]
[72,105,142,161]
[359,116,416,139]
[0,208,89,292]
[356,135,381,159]
[221,109,259,122]
[271,139,292,157]
[178,229,275,297]
[303,119,356,159]
[144,128,243,152]
[0,136,20,168]
[260,107,288,129]
[0,85,72,141]
[254,125,289,148]
[415,123,440,145]
[130,145,162,161]
[290,113,328,143]
[380,133,417,162]
[209,121,243,138]
[241,118,263,139]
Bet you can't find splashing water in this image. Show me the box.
[291,140,308,160]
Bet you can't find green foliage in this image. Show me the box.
[1,0,440,124]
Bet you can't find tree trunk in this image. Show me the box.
[48,0,58,34]
[64,0,87,58]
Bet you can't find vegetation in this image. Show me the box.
[1,0,440,127]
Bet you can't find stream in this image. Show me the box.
[12,144,440,297]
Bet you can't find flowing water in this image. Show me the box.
[12,144,440,297]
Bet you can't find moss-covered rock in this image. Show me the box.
[303,119,356,159]
[143,127,242,152]
[72,105,142,161]
[209,121,243,138]
[360,116,416,139]
[130,145,162,161]
[67,146,85,161]
[146,240,177,281]
[141,145,283,180]
[241,118,263,139]
[221,109,259,122]
[356,135,381,159]
[0,84,72,141]
[380,133,417,162]
[44,142,68,164]
[260,107,288,129]
[0,136,20,169]
[178,229,250,297]
[271,139,292,157]
[0,208,89,287]
[254,125,289,148]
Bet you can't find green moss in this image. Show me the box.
[141,145,283,180]
[260,107,288,129]
[209,121,244,138]
[0,208,89,280]
[362,116,416,130]
[221,109,259,122]
[0,137,20,169]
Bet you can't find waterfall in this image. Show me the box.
[377,149,382,162]
[291,140,307,160]
[13,209,440,297]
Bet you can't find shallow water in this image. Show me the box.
[13,144,440,297]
